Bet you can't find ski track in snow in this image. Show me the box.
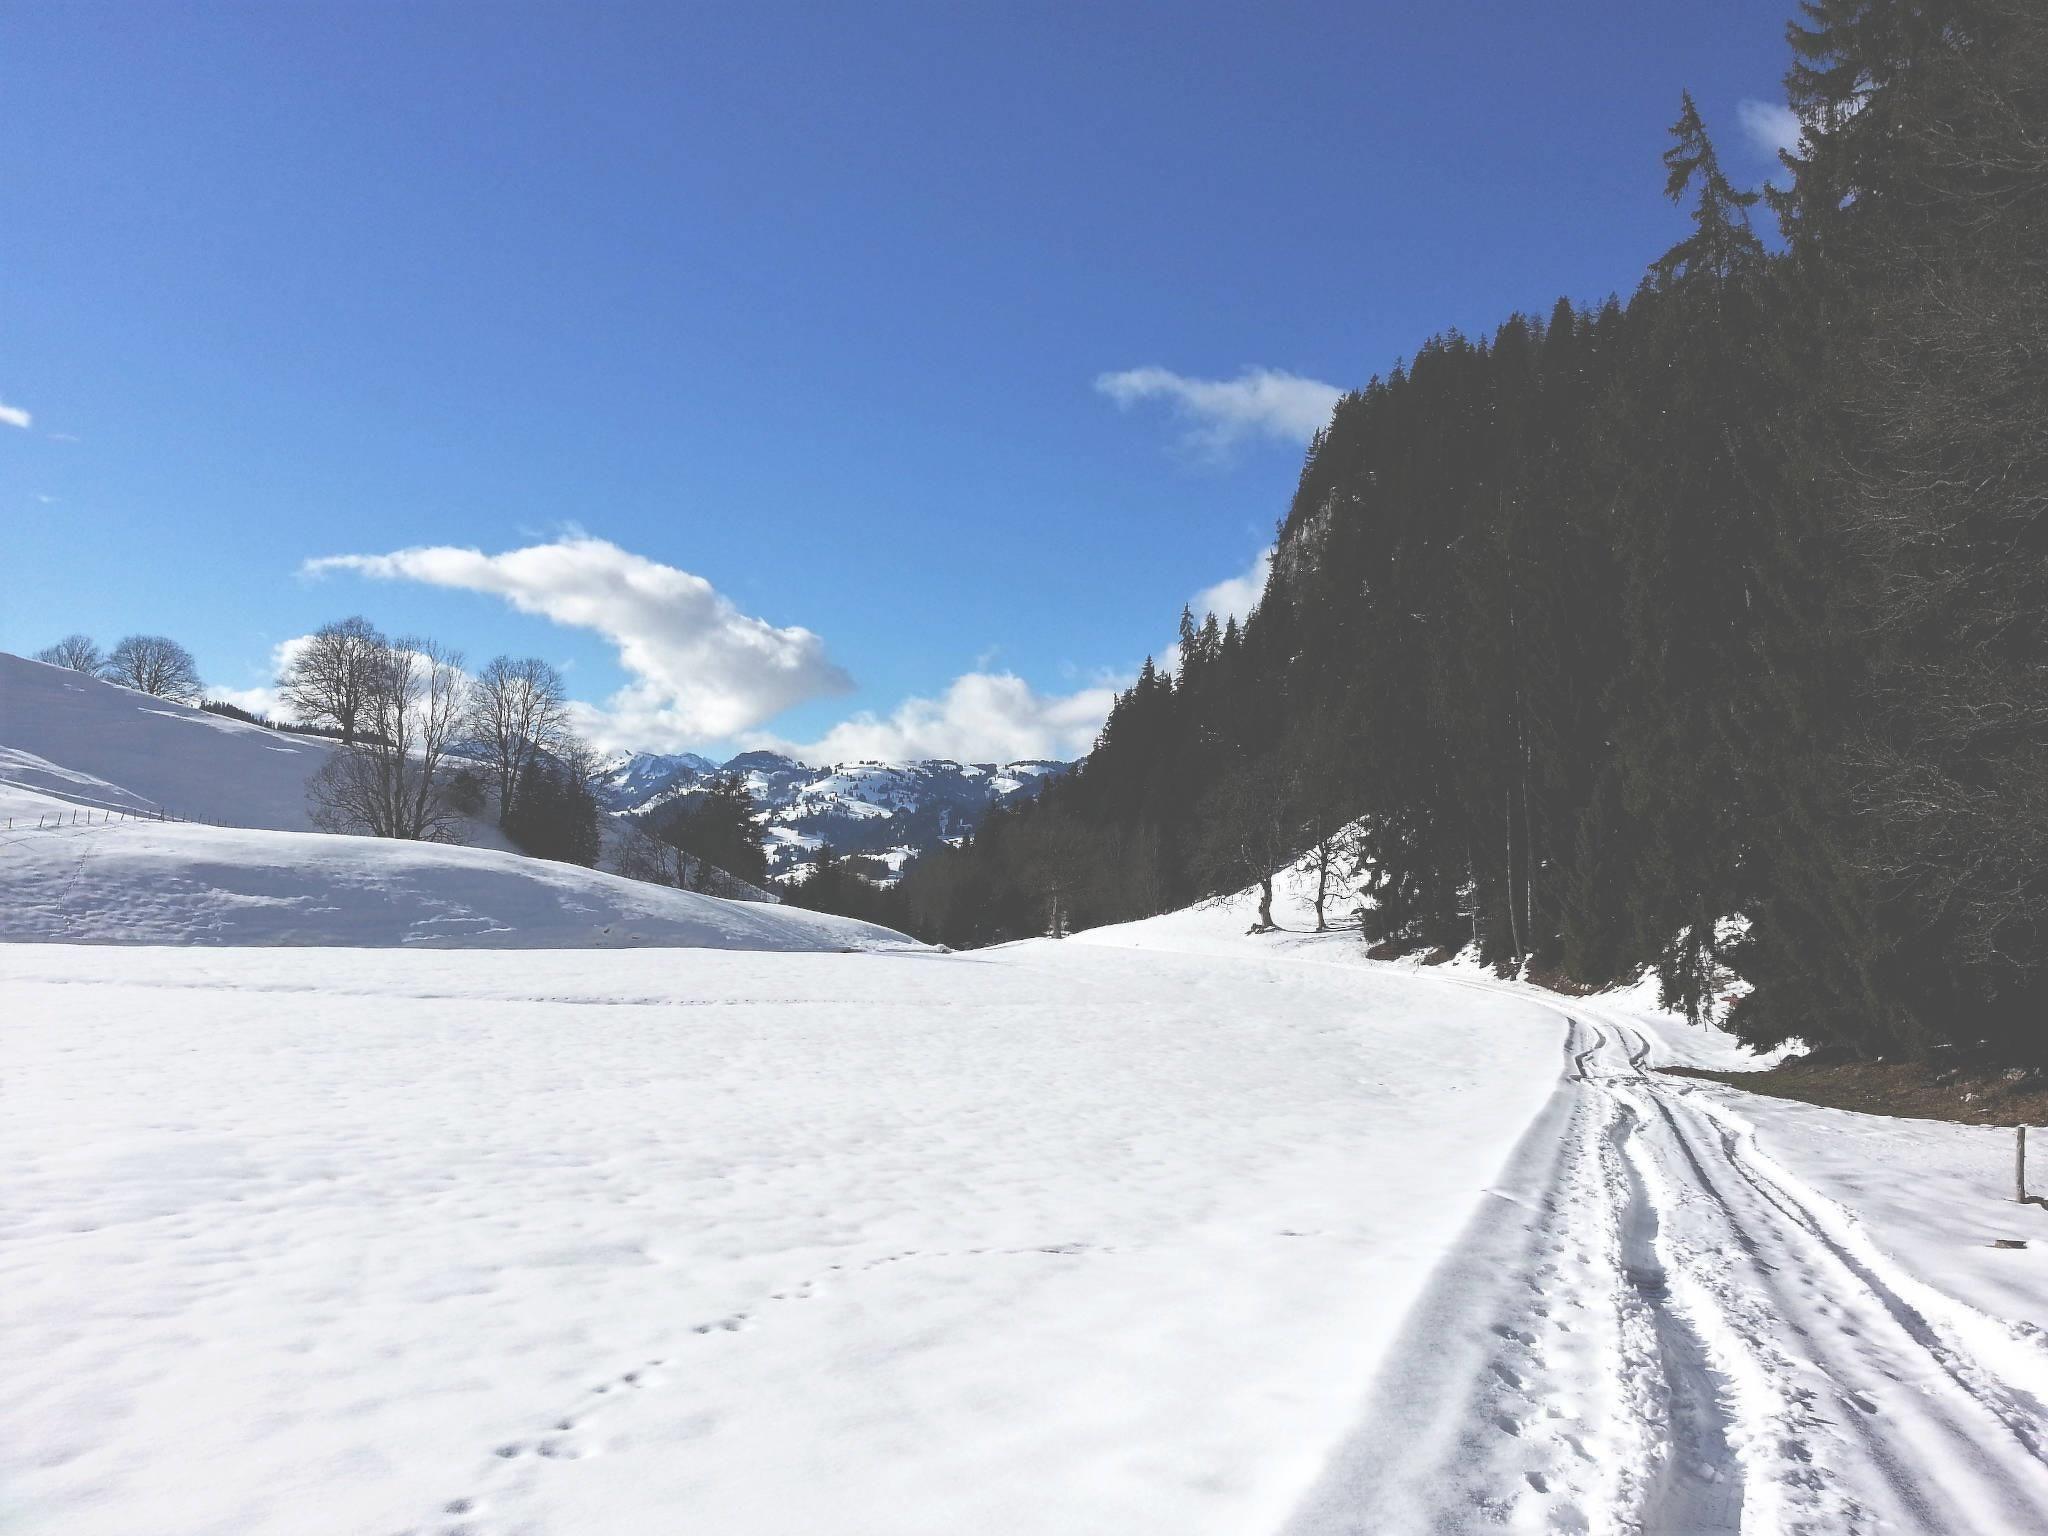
[1286,972,2048,1535]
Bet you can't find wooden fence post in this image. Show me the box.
[2020,1126,2030,1205]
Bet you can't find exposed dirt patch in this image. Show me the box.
[1523,966,1600,998]
[1664,1057,2048,1126]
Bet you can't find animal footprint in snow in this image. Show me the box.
[693,1313,747,1334]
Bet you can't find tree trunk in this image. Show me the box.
[1505,790,1524,966]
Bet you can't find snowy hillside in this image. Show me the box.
[0,652,907,951]
[605,747,1066,880]
[0,648,342,831]
[2,819,907,949]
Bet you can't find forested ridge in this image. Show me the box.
[893,0,2048,1062]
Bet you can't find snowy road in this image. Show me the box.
[7,927,2048,1534]
[1286,988,2048,1536]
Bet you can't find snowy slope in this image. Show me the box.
[0,651,899,950]
[2,819,906,949]
[0,651,339,829]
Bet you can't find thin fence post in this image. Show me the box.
[2020,1126,2030,1205]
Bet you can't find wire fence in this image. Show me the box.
[5,807,215,830]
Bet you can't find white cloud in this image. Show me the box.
[1737,99,1802,160]
[1096,366,1342,456]
[303,536,852,750]
[0,401,31,431]
[758,671,1117,766]
[1191,546,1272,625]
[767,537,1274,765]
[203,683,287,717]
[204,635,315,721]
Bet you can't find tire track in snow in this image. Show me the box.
[1604,1099,1743,1534]
[1287,966,2048,1534]
[1619,1074,2048,1532]
[1283,1020,1667,1534]
[1580,1012,2048,1531]
[1573,1026,1607,1084]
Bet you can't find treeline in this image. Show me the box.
[897,1,2048,1063]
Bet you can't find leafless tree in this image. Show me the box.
[465,655,573,823]
[1285,713,1363,931]
[278,616,385,744]
[616,817,694,888]
[33,634,107,676]
[1195,755,1300,932]
[105,634,202,701]
[615,816,774,901]
[308,636,470,840]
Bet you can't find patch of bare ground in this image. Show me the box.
[1663,1056,2048,1126]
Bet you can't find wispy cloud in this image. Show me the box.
[303,536,853,749]
[759,671,1117,767]
[1095,365,1342,457]
[0,401,31,431]
[1737,98,1802,160]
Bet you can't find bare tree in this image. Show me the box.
[615,815,775,901]
[33,634,107,676]
[465,655,573,823]
[1286,713,1363,931]
[308,637,470,840]
[1195,755,1300,932]
[617,816,701,889]
[278,616,385,744]
[105,634,202,700]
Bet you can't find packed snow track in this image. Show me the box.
[1285,991,2048,1536]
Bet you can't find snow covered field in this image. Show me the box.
[8,651,2048,1534]
[9,909,2048,1533]
[4,940,1565,1536]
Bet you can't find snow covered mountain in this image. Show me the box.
[599,748,1068,881]
[595,749,718,809]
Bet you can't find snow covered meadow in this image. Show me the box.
[4,941,1564,1536]
[8,653,2048,1534]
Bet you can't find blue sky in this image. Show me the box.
[2,1,1800,762]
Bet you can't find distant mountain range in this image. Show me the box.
[595,750,1067,882]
